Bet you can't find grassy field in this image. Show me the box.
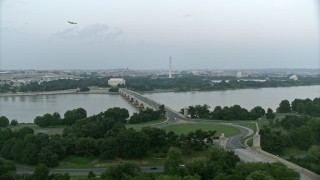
[163,124,240,137]
[10,123,65,135]
[126,118,167,130]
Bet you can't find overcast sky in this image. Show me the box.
[0,0,319,70]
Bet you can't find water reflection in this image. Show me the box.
[0,94,138,123]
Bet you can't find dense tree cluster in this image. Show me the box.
[291,97,320,117]
[289,146,320,174]
[108,87,119,92]
[99,146,299,180]
[262,115,320,153]
[34,108,87,127]
[261,114,320,173]
[128,105,165,124]
[0,116,10,128]
[0,84,19,93]
[125,74,320,92]
[18,77,109,92]
[274,97,320,117]
[180,104,265,120]
[1,107,216,168]
[1,74,320,94]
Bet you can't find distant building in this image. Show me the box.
[108,78,125,87]
[289,75,298,81]
[236,72,242,78]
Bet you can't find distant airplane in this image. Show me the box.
[68,21,77,24]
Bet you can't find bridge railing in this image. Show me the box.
[120,89,185,118]
[256,149,320,179]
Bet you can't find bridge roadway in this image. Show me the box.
[120,88,252,150]
[120,89,320,180]
[15,89,319,179]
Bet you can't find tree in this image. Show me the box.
[115,129,150,158]
[10,119,18,126]
[0,128,14,148]
[159,104,166,117]
[141,127,167,149]
[265,108,275,120]
[291,126,316,150]
[14,127,34,139]
[104,107,129,123]
[276,100,291,113]
[75,137,96,157]
[164,148,184,175]
[22,143,39,165]
[246,170,275,180]
[0,158,16,179]
[229,162,299,180]
[211,106,223,119]
[33,164,49,180]
[100,162,141,180]
[49,173,70,180]
[250,106,265,120]
[87,171,96,178]
[0,116,9,128]
[260,126,287,154]
[38,147,59,167]
[0,138,16,159]
[11,139,26,162]
[63,108,87,125]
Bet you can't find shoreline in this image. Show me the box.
[1,84,320,97]
[0,89,118,97]
[139,84,320,94]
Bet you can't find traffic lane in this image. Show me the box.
[226,125,250,149]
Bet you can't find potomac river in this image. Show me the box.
[1,85,320,123]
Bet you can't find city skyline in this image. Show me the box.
[0,0,319,70]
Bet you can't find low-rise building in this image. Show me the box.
[108,78,125,87]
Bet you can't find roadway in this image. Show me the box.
[121,88,253,149]
[121,89,320,179]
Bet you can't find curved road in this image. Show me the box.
[17,89,254,176]
[121,88,254,149]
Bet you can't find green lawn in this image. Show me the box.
[10,123,65,135]
[163,124,240,137]
[126,119,167,130]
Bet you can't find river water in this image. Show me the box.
[143,85,320,112]
[0,94,138,123]
[1,85,320,123]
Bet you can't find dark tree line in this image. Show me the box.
[275,97,320,117]
[2,74,320,94]
[261,114,320,174]
[125,74,320,92]
[180,104,266,120]
[34,108,87,127]
[128,105,166,124]
[0,107,216,168]
[99,146,299,180]
[18,77,110,92]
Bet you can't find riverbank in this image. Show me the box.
[0,87,118,97]
[137,84,320,94]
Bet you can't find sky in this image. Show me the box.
[0,0,319,70]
